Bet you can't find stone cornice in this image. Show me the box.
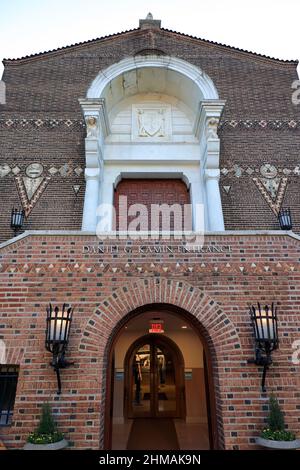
[0,229,299,251]
[0,230,299,277]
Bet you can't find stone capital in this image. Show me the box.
[194,99,226,140]
[79,97,110,138]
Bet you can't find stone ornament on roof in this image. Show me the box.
[139,13,161,29]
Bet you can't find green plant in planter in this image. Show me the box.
[260,395,296,442]
[27,403,64,445]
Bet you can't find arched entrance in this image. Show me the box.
[80,277,241,450]
[124,334,185,419]
[80,55,225,233]
[104,304,217,450]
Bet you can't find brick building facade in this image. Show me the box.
[0,15,300,450]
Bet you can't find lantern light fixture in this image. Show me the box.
[10,208,25,237]
[278,208,292,231]
[45,304,74,394]
[248,302,279,392]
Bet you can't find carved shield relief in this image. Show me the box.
[132,104,171,141]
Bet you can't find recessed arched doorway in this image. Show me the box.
[104,303,219,450]
[124,334,185,419]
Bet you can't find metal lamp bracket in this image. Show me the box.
[51,353,75,395]
[247,347,272,392]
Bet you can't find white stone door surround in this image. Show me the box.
[79,55,225,232]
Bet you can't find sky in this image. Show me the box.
[0,0,300,78]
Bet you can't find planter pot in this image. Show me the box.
[23,439,68,450]
[256,437,300,450]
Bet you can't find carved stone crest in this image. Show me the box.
[137,109,165,137]
[132,104,171,141]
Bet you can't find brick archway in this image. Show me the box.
[79,277,240,355]
[79,277,241,449]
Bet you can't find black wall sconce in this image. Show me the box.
[248,303,279,392]
[11,208,25,237]
[45,304,74,394]
[278,208,292,231]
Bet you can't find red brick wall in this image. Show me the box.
[2,28,298,117]
[0,27,300,242]
[0,232,300,449]
[114,179,191,230]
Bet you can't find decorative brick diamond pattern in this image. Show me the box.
[15,175,51,217]
[252,177,288,215]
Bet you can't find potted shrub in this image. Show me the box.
[256,395,300,449]
[24,403,68,450]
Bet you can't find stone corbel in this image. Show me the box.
[206,117,219,140]
[79,98,110,136]
[85,115,98,139]
[194,100,225,138]
[194,100,225,168]
[79,98,110,165]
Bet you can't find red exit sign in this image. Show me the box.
[149,322,164,333]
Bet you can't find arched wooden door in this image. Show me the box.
[124,335,185,419]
